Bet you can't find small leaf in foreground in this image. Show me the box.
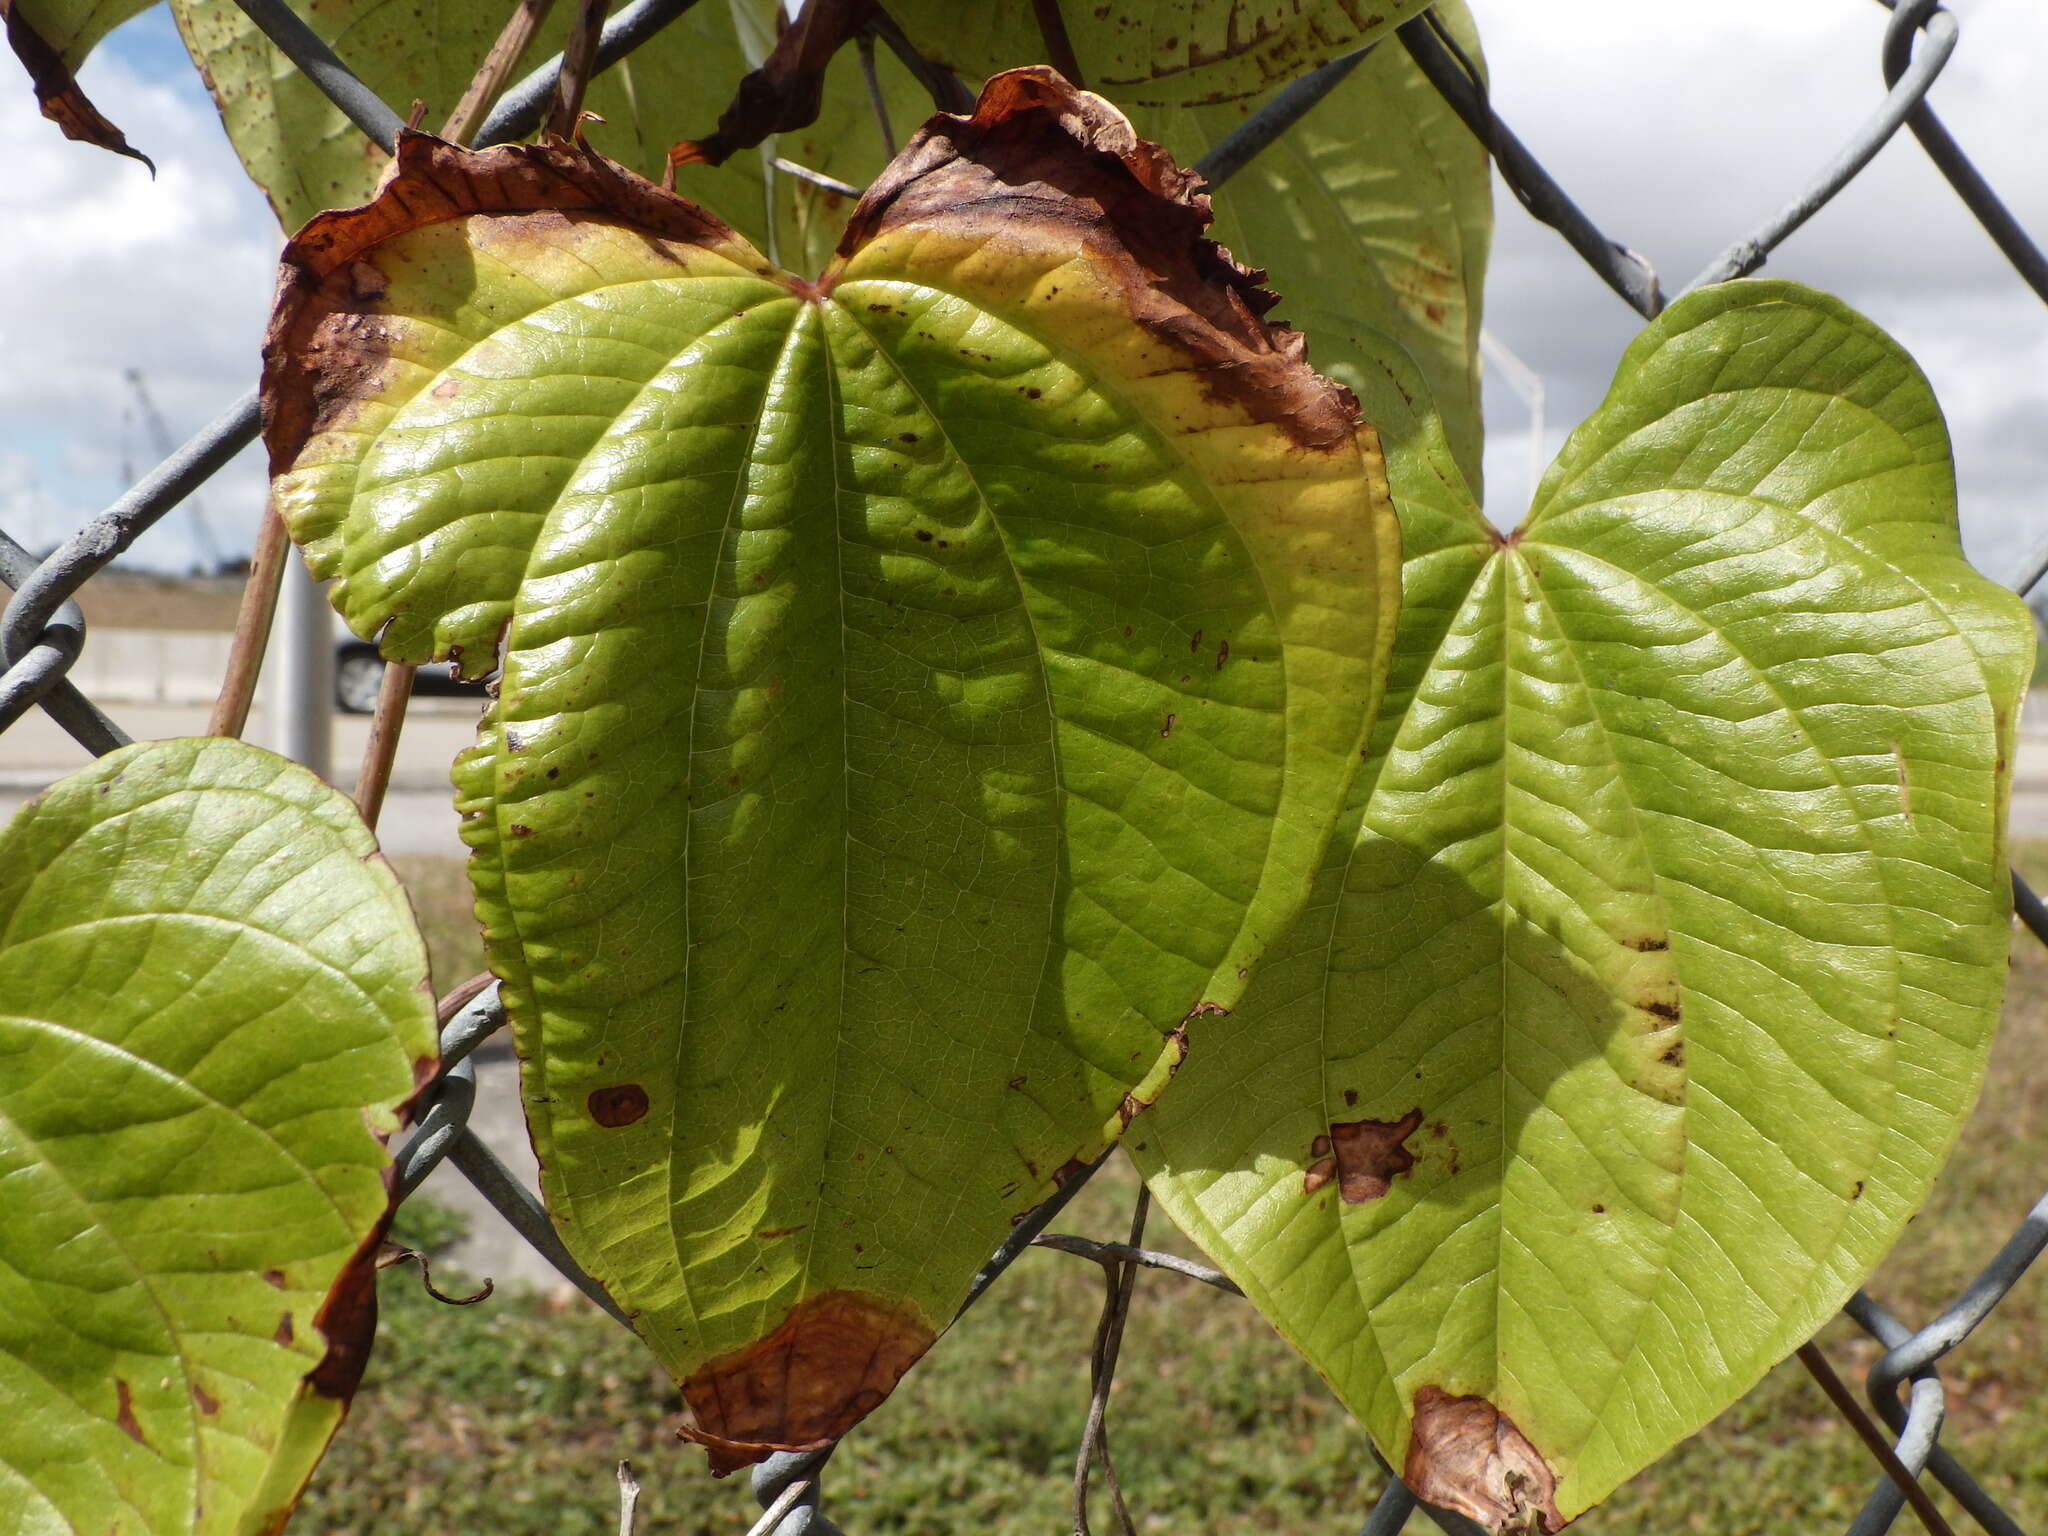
[0,736,436,1535]
[1132,283,2033,1530]
[262,67,1399,1468]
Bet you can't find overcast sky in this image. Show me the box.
[2,1,2044,584]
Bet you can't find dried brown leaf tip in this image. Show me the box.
[263,130,752,479]
[1303,1107,1423,1203]
[678,1290,936,1474]
[836,67,1360,454]
[2,0,153,171]
[1403,1387,1563,1535]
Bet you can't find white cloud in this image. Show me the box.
[2,1,2043,581]
[1465,0,2048,581]
[0,10,277,573]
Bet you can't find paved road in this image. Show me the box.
[0,697,481,861]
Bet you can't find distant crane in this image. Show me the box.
[121,367,227,575]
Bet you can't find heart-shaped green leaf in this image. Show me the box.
[1146,0,1491,491]
[886,0,1436,107]
[261,67,1398,1468]
[1130,282,2031,1531]
[0,736,436,1535]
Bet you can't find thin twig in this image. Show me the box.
[207,505,291,739]
[546,0,611,140]
[771,156,863,198]
[616,1459,641,1536]
[1072,1186,1147,1536]
[352,660,415,830]
[1795,1341,1958,1536]
[442,0,557,145]
[855,30,894,154]
[745,1477,812,1536]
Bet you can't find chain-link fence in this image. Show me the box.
[3,1,2044,1532]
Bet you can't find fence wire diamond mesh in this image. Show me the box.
[2,2,2043,1533]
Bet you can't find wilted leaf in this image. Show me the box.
[0,737,436,1535]
[1147,0,1491,491]
[2,0,154,166]
[261,68,1398,1469]
[886,0,1437,106]
[164,0,918,250]
[1131,283,2031,1530]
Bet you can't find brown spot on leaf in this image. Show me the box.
[915,529,934,541]
[508,824,534,837]
[1642,999,1679,1023]
[678,1290,935,1474]
[588,1083,650,1127]
[263,1267,289,1289]
[1051,1157,1089,1188]
[430,376,463,398]
[1,0,154,170]
[114,1379,147,1445]
[191,1381,221,1416]
[1403,1387,1563,1534]
[1343,1089,1359,1108]
[1628,935,1669,952]
[1302,1108,1423,1203]
[275,1313,295,1346]
[756,1225,807,1241]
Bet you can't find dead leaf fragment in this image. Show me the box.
[1403,1387,1563,1534]
[2,0,153,170]
[667,0,877,169]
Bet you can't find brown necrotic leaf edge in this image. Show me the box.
[678,1291,937,1475]
[840,66,1360,452]
[1404,1387,1563,1535]
[261,70,1370,1476]
[263,130,750,481]
[2,0,153,170]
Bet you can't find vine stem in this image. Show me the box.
[1072,1185,1147,1536]
[1795,1340,1957,1536]
[441,0,557,146]
[206,506,290,740]
[546,0,611,139]
[352,660,415,829]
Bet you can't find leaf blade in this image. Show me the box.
[263,75,1398,1466]
[0,737,436,1536]
[1131,281,2031,1529]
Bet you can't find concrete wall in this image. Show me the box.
[70,628,236,707]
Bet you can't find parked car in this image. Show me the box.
[334,635,490,712]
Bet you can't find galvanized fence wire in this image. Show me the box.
[0,1,2043,1530]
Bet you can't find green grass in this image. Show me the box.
[295,857,2048,1535]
